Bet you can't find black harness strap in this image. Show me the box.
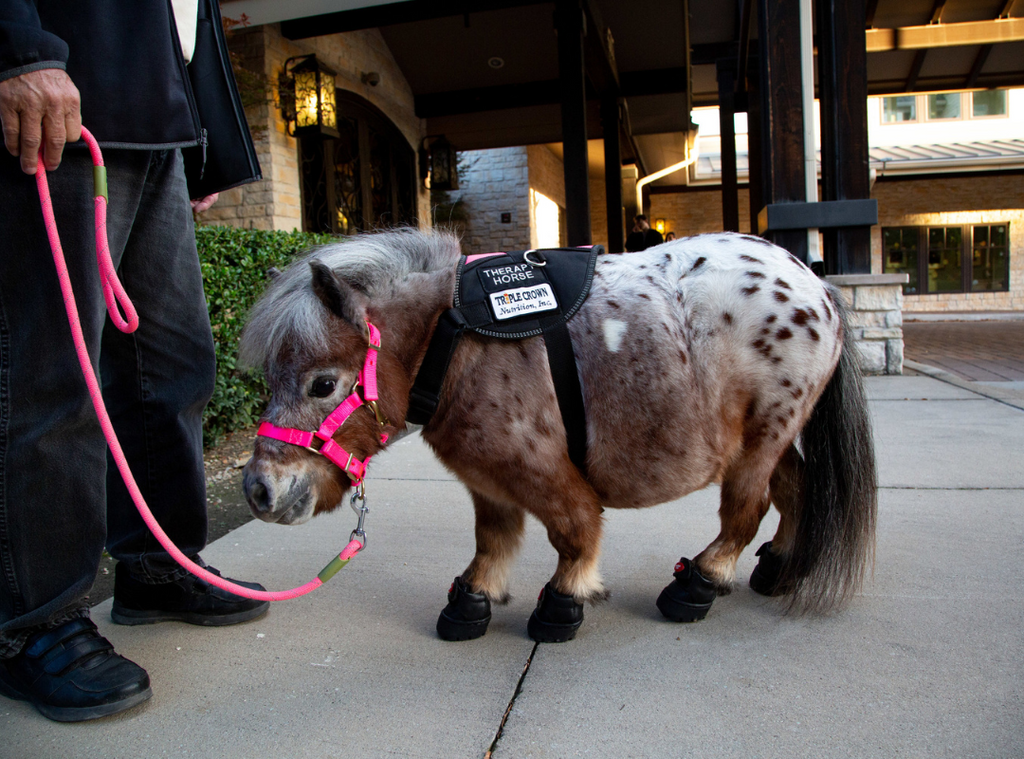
[539,315,588,474]
[406,308,467,427]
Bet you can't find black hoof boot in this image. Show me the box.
[656,557,717,622]
[749,541,789,597]
[527,583,583,643]
[436,577,491,641]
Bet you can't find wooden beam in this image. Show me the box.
[281,0,547,38]
[737,0,753,89]
[905,49,928,91]
[965,45,993,88]
[755,0,807,262]
[868,70,1024,94]
[817,0,872,274]
[581,0,619,96]
[416,80,561,118]
[556,0,591,246]
[866,17,1024,51]
[865,0,880,28]
[602,97,624,253]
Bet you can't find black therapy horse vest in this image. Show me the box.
[406,246,601,473]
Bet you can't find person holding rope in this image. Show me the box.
[0,0,265,722]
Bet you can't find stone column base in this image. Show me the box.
[825,273,909,375]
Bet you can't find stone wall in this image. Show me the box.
[649,188,754,238]
[195,23,429,231]
[526,146,566,208]
[827,274,907,375]
[456,148,532,256]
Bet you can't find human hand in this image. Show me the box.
[191,193,220,213]
[0,68,81,175]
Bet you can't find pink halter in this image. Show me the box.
[256,322,389,485]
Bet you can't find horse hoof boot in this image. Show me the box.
[436,577,491,641]
[527,583,583,643]
[749,541,788,597]
[657,557,717,622]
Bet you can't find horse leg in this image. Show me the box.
[525,477,607,643]
[658,452,777,623]
[695,455,777,592]
[464,492,525,603]
[750,444,804,596]
[437,492,524,641]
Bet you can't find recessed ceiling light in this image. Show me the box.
[488,57,505,69]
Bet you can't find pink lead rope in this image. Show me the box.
[37,127,363,602]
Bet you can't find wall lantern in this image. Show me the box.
[428,136,459,191]
[279,55,339,138]
[654,218,666,234]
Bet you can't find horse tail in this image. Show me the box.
[783,288,877,611]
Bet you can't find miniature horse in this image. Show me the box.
[239,229,876,642]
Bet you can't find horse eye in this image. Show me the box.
[309,377,337,398]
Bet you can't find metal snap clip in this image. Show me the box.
[523,250,547,267]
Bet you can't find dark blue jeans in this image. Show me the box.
[0,148,215,658]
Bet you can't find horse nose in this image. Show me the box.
[243,469,275,519]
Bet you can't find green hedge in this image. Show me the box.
[197,226,333,447]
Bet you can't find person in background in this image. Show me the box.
[665,231,677,241]
[0,0,264,723]
[625,214,665,251]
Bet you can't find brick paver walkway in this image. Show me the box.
[903,320,1024,382]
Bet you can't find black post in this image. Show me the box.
[816,0,871,274]
[745,64,763,238]
[601,97,624,252]
[755,0,807,263]
[716,58,739,232]
[556,0,592,246]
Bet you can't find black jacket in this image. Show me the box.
[0,0,260,193]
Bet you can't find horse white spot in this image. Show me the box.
[603,319,627,352]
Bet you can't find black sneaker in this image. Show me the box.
[111,562,269,626]
[0,617,151,722]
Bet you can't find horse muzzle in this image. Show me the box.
[242,462,316,525]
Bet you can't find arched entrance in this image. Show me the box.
[300,91,417,234]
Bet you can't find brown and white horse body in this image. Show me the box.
[240,229,875,621]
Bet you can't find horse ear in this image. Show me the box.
[309,260,366,327]
[266,267,282,281]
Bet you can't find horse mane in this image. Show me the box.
[239,228,461,371]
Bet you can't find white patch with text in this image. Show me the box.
[490,284,558,320]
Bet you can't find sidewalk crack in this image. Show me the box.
[484,642,538,758]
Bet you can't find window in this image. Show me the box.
[883,227,920,294]
[300,91,417,234]
[972,224,1010,292]
[927,227,962,292]
[883,224,1010,295]
[882,96,917,123]
[927,93,960,120]
[972,89,1007,118]
[879,90,1008,124]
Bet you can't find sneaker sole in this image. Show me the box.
[110,602,269,627]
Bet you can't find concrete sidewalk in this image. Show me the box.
[4,374,1023,758]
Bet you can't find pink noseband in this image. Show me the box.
[257,322,388,485]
